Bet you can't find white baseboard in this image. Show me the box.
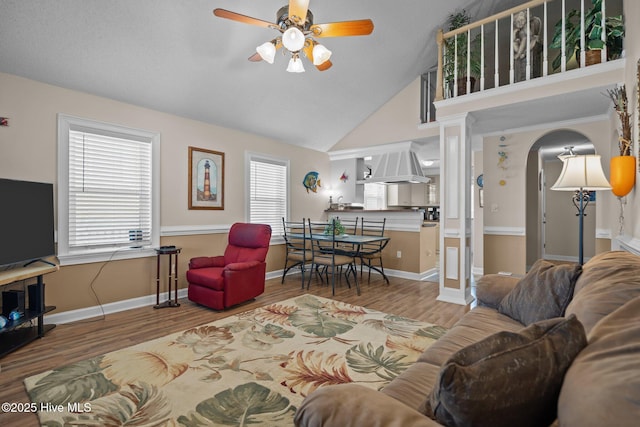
[46,288,189,324]
[49,267,445,324]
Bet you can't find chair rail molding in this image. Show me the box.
[484,226,526,236]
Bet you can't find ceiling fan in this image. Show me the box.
[213,0,374,73]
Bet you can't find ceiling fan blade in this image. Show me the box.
[288,0,310,26]
[213,9,276,29]
[310,19,374,37]
[248,53,263,62]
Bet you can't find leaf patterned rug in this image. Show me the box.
[24,294,447,426]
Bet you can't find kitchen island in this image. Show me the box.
[326,209,438,280]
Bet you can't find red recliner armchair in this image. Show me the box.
[187,223,272,310]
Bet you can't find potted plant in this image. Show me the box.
[324,219,346,236]
[550,0,625,70]
[443,10,481,96]
[606,85,635,197]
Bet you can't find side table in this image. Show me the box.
[155,246,181,309]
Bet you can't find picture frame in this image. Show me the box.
[188,146,224,210]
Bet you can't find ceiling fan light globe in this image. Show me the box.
[256,42,276,64]
[282,27,305,52]
[286,56,305,73]
[312,43,332,65]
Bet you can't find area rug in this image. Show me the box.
[25,294,447,426]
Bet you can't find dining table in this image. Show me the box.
[291,232,391,293]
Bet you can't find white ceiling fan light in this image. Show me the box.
[286,54,305,73]
[312,43,332,65]
[282,27,305,52]
[256,41,276,64]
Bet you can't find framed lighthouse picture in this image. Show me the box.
[188,146,224,210]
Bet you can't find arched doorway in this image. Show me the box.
[526,130,596,269]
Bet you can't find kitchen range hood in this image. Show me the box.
[365,150,431,184]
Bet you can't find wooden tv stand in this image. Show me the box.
[0,260,58,358]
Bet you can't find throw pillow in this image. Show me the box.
[498,259,582,325]
[422,315,587,427]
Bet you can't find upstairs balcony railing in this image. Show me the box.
[430,0,624,104]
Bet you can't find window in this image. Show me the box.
[247,153,289,238]
[364,183,387,210]
[57,114,159,265]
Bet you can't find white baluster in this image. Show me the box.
[510,13,514,84]
[495,19,500,88]
[466,29,471,94]
[454,33,458,97]
[580,0,586,67]
[543,1,548,76]
[480,24,485,91]
[601,0,607,63]
[526,8,531,80]
[561,0,567,72]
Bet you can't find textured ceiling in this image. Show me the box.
[0,0,527,152]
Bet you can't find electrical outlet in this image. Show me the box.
[396,251,402,258]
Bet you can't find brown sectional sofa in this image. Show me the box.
[295,251,640,426]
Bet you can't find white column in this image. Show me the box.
[438,113,474,305]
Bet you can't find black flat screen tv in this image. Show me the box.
[0,178,55,268]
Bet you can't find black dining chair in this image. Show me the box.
[359,218,388,284]
[333,216,359,256]
[307,218,359,295]
[282,218,311,289]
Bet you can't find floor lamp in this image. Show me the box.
[551,154,611,265]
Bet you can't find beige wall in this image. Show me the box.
[484,235,527,276]
[0,72,331,314]
[331,78,440,151]
[483,119,615,273]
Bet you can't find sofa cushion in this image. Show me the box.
[566,250,640,334]
[558,295,640,426]
[422,315,587,427]
[380,360,441,411]
[475,274,520,309]
[295,383,440,427]
[498,259,581,325]
[418,306,524,368]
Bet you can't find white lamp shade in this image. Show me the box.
[312,43,332,65]
[282,27,305,52]
[256,42,276,64]
[551,154,611,191]
[286,56,305,73]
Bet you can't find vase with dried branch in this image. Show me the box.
[606,85,632,156]
[606,84,635,197]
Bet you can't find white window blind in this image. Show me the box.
[249,157,287,236]
[68,130,152,249]
[364,183,387,210]
[58,114,160,264]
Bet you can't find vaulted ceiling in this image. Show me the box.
[0,0,526,152]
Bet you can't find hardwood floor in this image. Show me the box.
[0,273,469,426]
